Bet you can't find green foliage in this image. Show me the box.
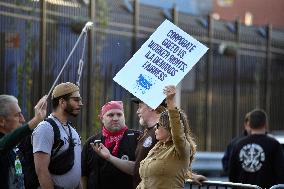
[97,0,109,29]
[90,0,110,133]
[17,20,33,118]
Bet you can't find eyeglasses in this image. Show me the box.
[155,122,161,129]
[155,122,170,130]
[69,97,82,102]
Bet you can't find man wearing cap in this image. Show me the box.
[132,98,167,187]
[33,82,83,189]
[81,101,140,189]
[93,97,207,188]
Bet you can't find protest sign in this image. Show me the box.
[113,19,208,109]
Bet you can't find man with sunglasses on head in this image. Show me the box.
[81,101,141,189]
[33,82,83,189]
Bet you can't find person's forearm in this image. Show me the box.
[34,152,54,189]
[169,109,191,157]
[166,99,175,110]
[81,177,87,189]
[0,124,31,154]
[27,117,42,130]
[108,155,135,175]
[29,95,47,130]
[37,170,54,189]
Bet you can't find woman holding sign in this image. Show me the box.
[136,85,196,189]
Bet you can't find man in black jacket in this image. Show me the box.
[81,101,140,189]
[0,94,47,188]
[229,109,284,188]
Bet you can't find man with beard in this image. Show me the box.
[81,101,140,189]
[32,82,83,189]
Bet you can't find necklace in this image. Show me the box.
[52,115,71,138]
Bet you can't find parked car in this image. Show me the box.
[191,151,227,181]
[273,133,284,150]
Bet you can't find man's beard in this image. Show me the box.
[64,103,79,117]
[139,117,147,126]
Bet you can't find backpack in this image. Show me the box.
[18,118,75,189]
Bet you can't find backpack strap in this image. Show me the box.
[44,118,64,157]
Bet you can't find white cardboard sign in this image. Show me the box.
[113,19,208,109]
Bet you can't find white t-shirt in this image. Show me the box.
[32,114,81,189]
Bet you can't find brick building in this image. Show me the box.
[212,0,284,28]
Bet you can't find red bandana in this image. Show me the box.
[102,126,128,156]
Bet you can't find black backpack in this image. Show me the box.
[18,118,75,189]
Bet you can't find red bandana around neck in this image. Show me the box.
[102,126,128,156]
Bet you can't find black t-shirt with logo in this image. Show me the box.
[229,134,284,188]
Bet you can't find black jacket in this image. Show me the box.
[0,124,32,188]
[229,134,284,188]
[81,129,140,189]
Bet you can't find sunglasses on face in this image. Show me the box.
[156,122,165,129]
[69,97,82,102]
[155,122,160,129]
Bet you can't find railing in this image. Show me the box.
[186,180,262,189]
[269,184,284,189]
[186,180,284,189]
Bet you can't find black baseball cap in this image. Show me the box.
[131,97,167,108]
[130,97,142,104]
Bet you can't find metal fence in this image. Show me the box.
[186,180,261,189]
[1,0,284,150]
[269,184,284,189]
[186,180,284,189]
